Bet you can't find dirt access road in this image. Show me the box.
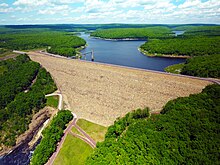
[28,51,211,126]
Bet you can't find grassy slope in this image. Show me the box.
[164,63,184,74]
[76,119,107,142]
[46,96,59,108]
[53,134,93,165]
[54,119,107,165]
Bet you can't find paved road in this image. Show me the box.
[14,50,220,85]
[36,50,220,85]
[73,123,96,147]
[70,131,96,148]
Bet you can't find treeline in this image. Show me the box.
[173,25,220,37]
[31,110,73,165]
[105,108,150,139]
[2,24,216,33]
[181,54,220,78]
[140,36,220,56]
[0,54,57,146]
[86,84,220,164]
[0,55,40,109]
[0,30,86,57]
[91,27,173,39]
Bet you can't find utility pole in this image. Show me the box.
[91,49,94,61]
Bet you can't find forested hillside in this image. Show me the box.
[140,36,220,56]
[0,54,57,147]
[139,26,220,78]
[173,25,220,36]
[91,27,173,39]
[0,30,86,57]
[181,54,220,78]
[86,84,220,164]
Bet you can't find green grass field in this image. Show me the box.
[46,96,59,108]
[53,134,93,165]
[164,63,184,74]
[53,119,107,165]
[76,119,107,142]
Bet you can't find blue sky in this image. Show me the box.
[0,0,219,25]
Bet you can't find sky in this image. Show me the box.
[0,0,219,25]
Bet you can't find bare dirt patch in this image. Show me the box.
[29,52,211,126]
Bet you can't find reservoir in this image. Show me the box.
[80,33,185,71]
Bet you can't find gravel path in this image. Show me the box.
[28,51,212,126]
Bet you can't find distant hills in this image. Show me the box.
[1,23,219,32]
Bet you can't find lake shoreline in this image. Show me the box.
[88,34,189,59]
[91,36,147,41]
[138,48,190,59]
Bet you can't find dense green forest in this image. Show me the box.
[31,110,73,165]
[47,46,76,57]
[181,54,220,78]
[91,27,173,39]
[0,30,86,57]
[140,36,220,56]
[0,55,40,109]
[0,54,57,147]
[86,84,220,164]
[173,25,220,36]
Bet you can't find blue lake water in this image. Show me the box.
[172,30,185,36]
[80,33,185,72]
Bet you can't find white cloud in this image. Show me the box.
[85,0,116,13]
[38,5,70,15]
[178,0,200,8]
[0,3,9,7]
[13,0,84,6]
[1,0,220,24]
[0,7,14,13]
[13,0,49,7]
[56,0,84,3]
[71,7,84,13]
